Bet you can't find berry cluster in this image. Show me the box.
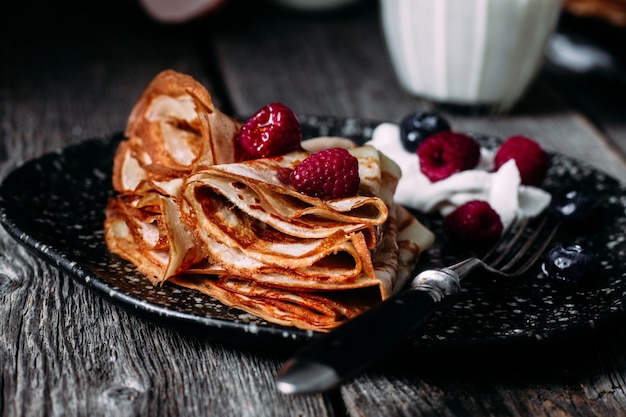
[404,112,550,186]
[397,111,552,245]
[237,102,359,200]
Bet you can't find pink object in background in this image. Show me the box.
[138,0,226,23]
[268,0,362,12]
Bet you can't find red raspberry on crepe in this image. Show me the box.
[291,148,360,199]
[238,102,302,159]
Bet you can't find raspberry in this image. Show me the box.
[442,200,503,245]
[494,135,549,186]
[238,102,302,159]
[290,148,360,199]
[417,132,480,182]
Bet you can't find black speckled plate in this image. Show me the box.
[0,115,625,350]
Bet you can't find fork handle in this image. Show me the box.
[275,269,461,395]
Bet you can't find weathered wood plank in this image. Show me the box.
[339,323,626,417]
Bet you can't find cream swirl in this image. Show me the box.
[367,123,551,230]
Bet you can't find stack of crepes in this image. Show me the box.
[104,69,435,331]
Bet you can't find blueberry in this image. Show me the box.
[541,243,597,287]
[399,111,451,153]
[548,190,599,225]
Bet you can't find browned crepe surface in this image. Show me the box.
[104,70,435,331]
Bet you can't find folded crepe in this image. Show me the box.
[112,69,242,194]
[105,69,435,331]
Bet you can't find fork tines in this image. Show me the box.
[482,213,560,277]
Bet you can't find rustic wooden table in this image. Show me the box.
[2,0,626,416]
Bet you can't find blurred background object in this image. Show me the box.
[267,0,363,12]
[546,0,626,80]
[138,0,226,23]
[137,0,364,21]
[562,0,626,27]
[379,0,563,114]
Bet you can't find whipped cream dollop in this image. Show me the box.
[367,123,551,230]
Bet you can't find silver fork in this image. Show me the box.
[276,213,560,395]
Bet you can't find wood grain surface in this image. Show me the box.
[1,1,625,416]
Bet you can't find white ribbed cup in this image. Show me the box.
[380,0,562,112]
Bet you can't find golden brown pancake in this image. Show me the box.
[104,69,435,331]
